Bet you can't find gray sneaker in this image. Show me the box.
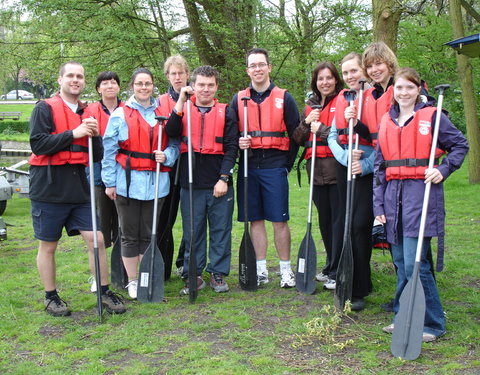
[209,273,229,293]
[44,295,71,317]
[101,290,126,314]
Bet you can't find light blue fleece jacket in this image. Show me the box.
[327,119,375,176]
[101,95,179,201]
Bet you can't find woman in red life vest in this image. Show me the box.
[101,68,180,299]
[374,68,468,341]
[327,52,373,311]
[292,62,343,291]
[84,71,124,293]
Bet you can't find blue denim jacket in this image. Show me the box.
[101,95,179,201]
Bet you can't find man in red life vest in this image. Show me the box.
[165,65,239,294]
[231,48,300,288]
[29,61,126,317]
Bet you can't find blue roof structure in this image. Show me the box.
[445,33,480,58]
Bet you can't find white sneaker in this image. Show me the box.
[176,266,184,277]
[323,278,336,290]
[88,276,97,293]
[125,279,138,299]
[315,272,329,282]
[280,269,296,288]
[257,269,269,285]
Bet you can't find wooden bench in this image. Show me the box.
[0,112,22,120]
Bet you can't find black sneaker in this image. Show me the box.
[351,298,366,311]
[44,295,71,317]
[101,290,126,314]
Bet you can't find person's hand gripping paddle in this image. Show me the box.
[391,84,450,360]
[137,116,168,303]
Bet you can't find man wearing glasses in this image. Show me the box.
[231,48,300,288]
[157,55,190,280]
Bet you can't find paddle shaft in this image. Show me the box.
[88,135,103,322]
[186,94,197,303]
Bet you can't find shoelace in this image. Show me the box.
[212,274,224,284]
[45,295,67,310]
[105,291,124,305]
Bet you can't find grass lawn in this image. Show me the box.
[0,103,35,121]
[0,160,479,374]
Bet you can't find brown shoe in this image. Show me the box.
[210,273,229,293]
[101,290,126,314]
[179,276,206,295]
[44,295,71,317]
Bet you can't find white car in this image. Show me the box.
[1,90,35,100]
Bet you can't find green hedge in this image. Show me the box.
[0,121,30,134]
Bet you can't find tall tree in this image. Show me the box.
[449,0,480,183]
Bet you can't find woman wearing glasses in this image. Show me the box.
[102,68,180,299]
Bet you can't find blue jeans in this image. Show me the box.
[180,187,234,276]
[392,236,446,337]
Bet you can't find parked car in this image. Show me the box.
[0,90,35,100]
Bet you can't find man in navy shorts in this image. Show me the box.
[29,61,126,317]
[231,48,300,288]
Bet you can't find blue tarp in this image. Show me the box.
[445,33,480,58]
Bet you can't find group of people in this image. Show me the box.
[29,44,468,344]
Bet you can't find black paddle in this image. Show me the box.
[391,84,450,360]
[186,94,198,303]
[88,135,103,322]
[110,225,128,290]
[157,155,181,281]
[295,104,320,295]
[137,116,168,303]
[238,96,258,291]
[334,90,356,310]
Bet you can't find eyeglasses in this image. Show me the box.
[247,63,269,70]
[169,71,186,77]
[134,82,153,88]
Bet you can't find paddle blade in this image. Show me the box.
[137,244,165,303]
[110,228,128,290]
[391,265,426,360]
[334,238,354,310]
[295,232,317,295]
[239,230,258,291]
[158,230,174,281]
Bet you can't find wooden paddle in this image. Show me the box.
[295,104,320,295]
[238,96,258,291]
[88,135,103,321]
[391,84,450,360]
[334,90,356,310]
[136,116,168,303]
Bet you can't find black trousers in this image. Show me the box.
[336,162,373,298]
[312,184,342,279]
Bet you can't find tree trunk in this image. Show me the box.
[449,0,480,183]
[371,0,402,52]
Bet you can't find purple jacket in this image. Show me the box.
[373,102,468,250]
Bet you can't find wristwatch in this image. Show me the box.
[219,175,230,183]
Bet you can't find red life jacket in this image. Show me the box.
[157,93,176,117]
[362,85,394,147]
[237,87,289,151]
[116,106,170,172]
[335,88,372,146]
[84,100,124,136]
[29,95,89,166]
[378,107,445,181]
[180,97,226,155]
[303,98,336,159]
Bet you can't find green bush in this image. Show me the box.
[0,121,30,134]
